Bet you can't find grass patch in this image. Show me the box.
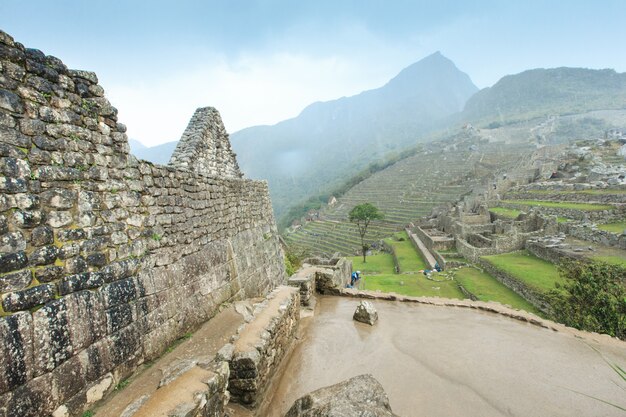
[489,207,522,218]
[597,221,626,234]
[114,379,130,391]
[482,250,564,293]
[348,254,396,274]
[501,200,613,211]
[556,217,571,223]
[384,231,428,272]
[165,332,193,354]
[454,267,541,314]
[363,273,464,299]
[592,256,626,267]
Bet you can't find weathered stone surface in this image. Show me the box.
[28,245,58,266]
[34,265,64,283]
[0,270,32,292]
[353,301,378,325]
[2,283,55,312]
[30,225,53,246]
[0,312,33,395]
[0,251,27,273]
[0,232,26,252]
[0,88,23,113]
[0,29,286,416]
[285,374,398,417]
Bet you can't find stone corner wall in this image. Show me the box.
[0,29,285,417]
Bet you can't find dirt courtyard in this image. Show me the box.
[262,296,626,417]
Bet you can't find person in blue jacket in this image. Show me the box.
[349,271,361,288]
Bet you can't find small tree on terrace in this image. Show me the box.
[349,203,384,263]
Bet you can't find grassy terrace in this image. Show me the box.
[597,221,626,234]
[592,255,626,267]
[514,189,626,195]
[384,232,428,271]
[500,200,614,211]
[482,250,564,293]
[454,267,541,314]
[286,143,534,255]
[489,207,522,218]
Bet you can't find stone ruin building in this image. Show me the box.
[0,30,286,416]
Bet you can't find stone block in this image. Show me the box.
[34,265,64,283]
[0,232,26,253]
[0,312,33,395]
[0,251,27,274]
[28,245,58,266]
[0,88,23,113]
[32,297,72,374]
[13,210,42,228]
[58,272,104,295]
[0,269,32,292]
[2,283,55,312]
[30,225,53,246]
[353,301,378,325]
[100,277,138,309]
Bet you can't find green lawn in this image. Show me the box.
[489,207,523,218]
[454,267,541,314]
[348,254,396,274]
[597,221,626,234]
[592,255,626,267]
[384,232,428,272]
[501,200,613,211]
[362,273,464,299]
[482,250,564,293]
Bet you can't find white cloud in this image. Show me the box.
[103,29,425,147]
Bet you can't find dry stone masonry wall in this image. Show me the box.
[0,30,285,417]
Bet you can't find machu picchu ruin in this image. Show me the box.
[2,3,626,416]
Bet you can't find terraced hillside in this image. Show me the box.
[285,141,534,255]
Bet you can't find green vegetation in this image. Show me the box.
[364,273,464,299]
[482,250,564,293]
[114,379,130,391]
[284,248,305,276]
[549,261,626,340]
[501,200,613,211]
[349,203,384,263]
[520,189,626,196]
[348,254,396,275]
[597,221,626,234]
[592,256,626,267]
[165,332,193,354]
[82,411,95,417]
[384,232,428,271]
[489,207,522,218]
[454,267,540,314]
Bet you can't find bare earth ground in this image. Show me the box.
[92,305,244,417]
[263,295,626,417]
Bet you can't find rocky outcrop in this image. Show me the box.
[284,374,399,417]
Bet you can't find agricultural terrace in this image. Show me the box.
[482,250,564,294]
[286,142,533,255]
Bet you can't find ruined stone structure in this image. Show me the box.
[0,30,285,417]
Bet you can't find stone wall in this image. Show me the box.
[560,222,626,249]
[0,30,285,417]
[478,258,551,314]
[229,286,299,407]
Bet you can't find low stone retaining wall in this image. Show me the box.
[287,268,315,306]
[229,286,300,407]
[477,258,551,314]
[506,191,626,205]
[499,201,624,222]
[381,240,400,273]
[560,223,626,249]
[312,258,351,294]
[406,229,436,269]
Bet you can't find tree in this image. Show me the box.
[548,261,626,340]
[349,203,384,263]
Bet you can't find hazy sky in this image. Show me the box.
[2,1,625,146]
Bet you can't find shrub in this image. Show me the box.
[548,261,626,340]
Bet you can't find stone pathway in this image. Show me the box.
[91,306,244,417]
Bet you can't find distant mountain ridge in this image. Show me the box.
[129,139,178,165]
[231,52,479,217]
[462,67,626,124]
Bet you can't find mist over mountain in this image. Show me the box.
[461,67,626,125]
[230,52,478,216]
[129,139,178,164]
